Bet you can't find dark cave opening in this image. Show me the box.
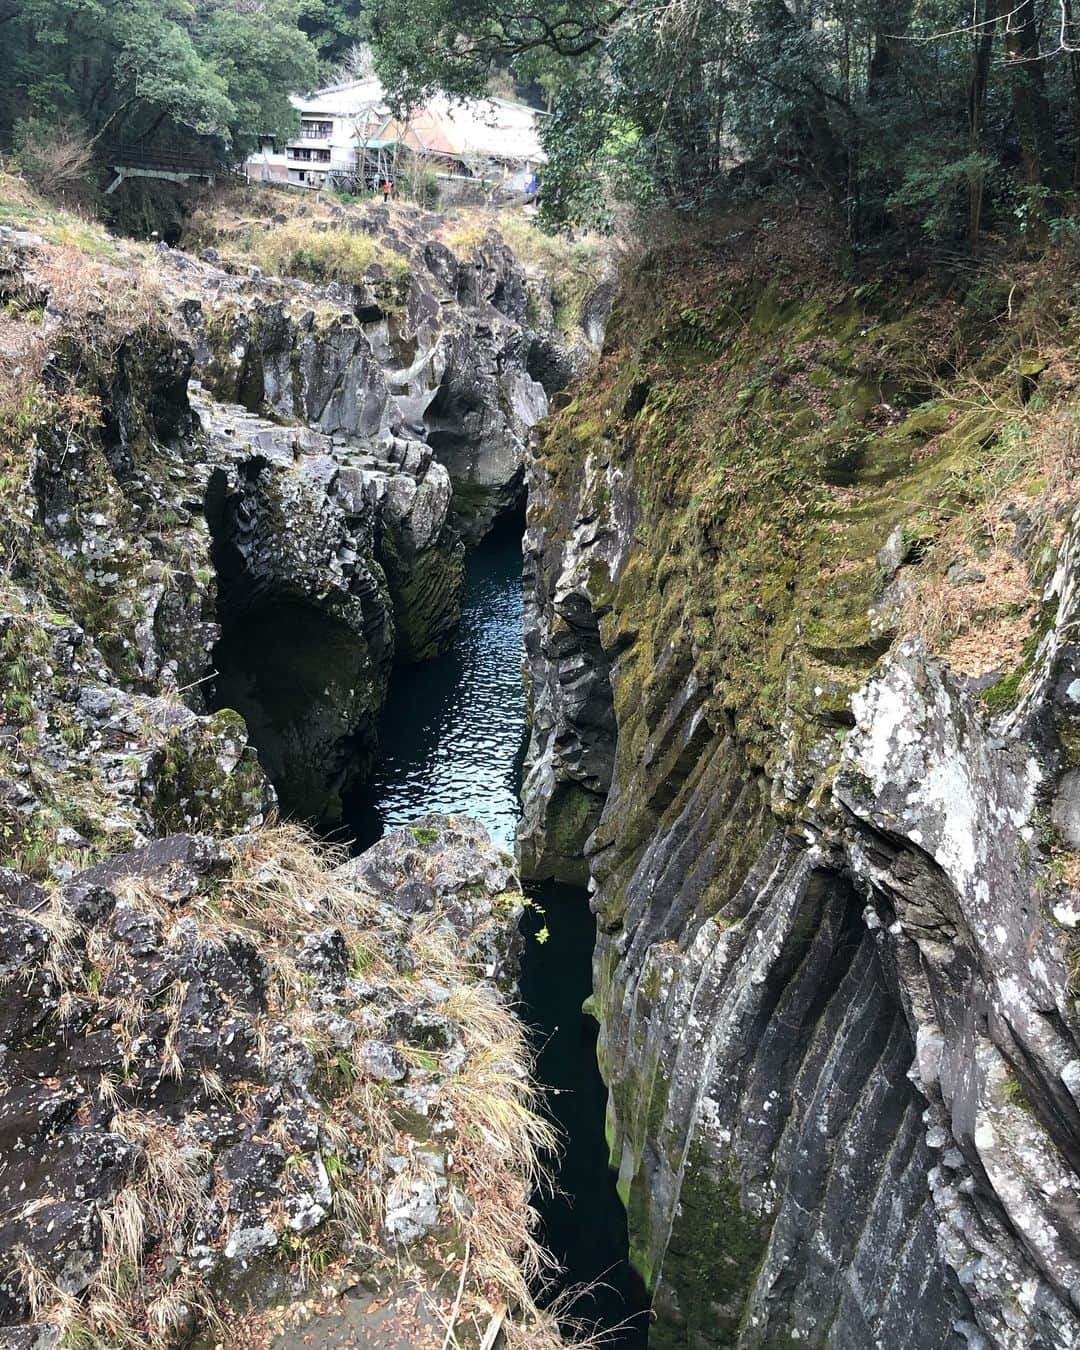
[204,466,380,824]
[210,597,375,823]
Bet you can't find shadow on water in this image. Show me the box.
[521,885,650,1347]
[342,517,649,1345]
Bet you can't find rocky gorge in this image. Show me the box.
[3,163,1080,1350]
[518,211,1080,1347]
[0,179,603,1346]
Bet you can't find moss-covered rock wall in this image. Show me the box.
[521,213,1080,1347]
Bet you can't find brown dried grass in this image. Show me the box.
[900,401,1080,673]
[32,824,563,1346]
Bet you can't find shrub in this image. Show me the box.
[13,117,96,208]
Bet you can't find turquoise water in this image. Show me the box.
[344,522,648,1345]
[343,519,528,850]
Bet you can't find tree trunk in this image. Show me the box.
[1064,0,1080,184]
[968,0,998,246]
[867,0,912,96]
[754,0,846,194]
[1003,0,1059,186]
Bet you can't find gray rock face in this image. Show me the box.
[161,215,578,544]
[0,816,526,1345]
[521,412,1080,1345]
[341,814,522,987]
[0,224,471,838]
[517,448,630,883]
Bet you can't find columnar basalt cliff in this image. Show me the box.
[520,216,1080,1347]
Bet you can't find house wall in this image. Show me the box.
[285,114,358,188]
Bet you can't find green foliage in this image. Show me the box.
[4,0,320,161]
[365,0,1080,243]
[887,152,1001,243]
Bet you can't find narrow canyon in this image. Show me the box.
[1,172,1079,1350]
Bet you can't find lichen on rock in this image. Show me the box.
[520,213,1080,1347]
[0,818,549,1347]
[0,186,592,1349]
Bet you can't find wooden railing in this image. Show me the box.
[103,143,219,174]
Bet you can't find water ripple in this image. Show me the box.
[344,529,527,853]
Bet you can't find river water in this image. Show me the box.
[343,520,648,1346]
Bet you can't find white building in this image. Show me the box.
[246,79,545,195]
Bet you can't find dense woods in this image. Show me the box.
[366,0,1080,239]
[3,1,1080,241]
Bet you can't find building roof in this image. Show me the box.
[290,79,387,120]
[291,80,546,166]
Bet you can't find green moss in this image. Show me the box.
[641,964,663,1002]
[148,709,264,835]
[587,558,615,610]
[647,1144,768,1349]
[545,780,598,859]
[1002,1070,1036,1114]
[409,824,440,845]
[982,598,1059,713]
[1058,719,1080,766]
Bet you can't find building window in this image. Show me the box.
[301,120,333,139]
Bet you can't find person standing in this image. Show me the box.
[382,179,392,204]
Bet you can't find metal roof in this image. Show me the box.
[291,80,546,166]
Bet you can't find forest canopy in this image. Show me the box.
[364,0,1080,240]
[1,0,322,155]
[2,0,1079,245]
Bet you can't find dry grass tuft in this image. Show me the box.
[184,187,411,290]
[899,402,1080,674]
[902,540,1036,676]
[23,823,564,1346]
[16,1116,215,1347]
[0,216,163,455]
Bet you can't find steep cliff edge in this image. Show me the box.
[0,178,604,832]
[0,179,587,1347]
[521,211,1080,1347]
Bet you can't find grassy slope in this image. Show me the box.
[544,207,1079,814]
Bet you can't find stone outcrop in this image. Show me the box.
[0,816,530,1346]
[2,220,486,828]
[0,197,571,1347]
[520,238,1080,1347]
[0,195,608,833]
[518,447,627,884]
[197,392,461,819]
[166,208,584,544]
